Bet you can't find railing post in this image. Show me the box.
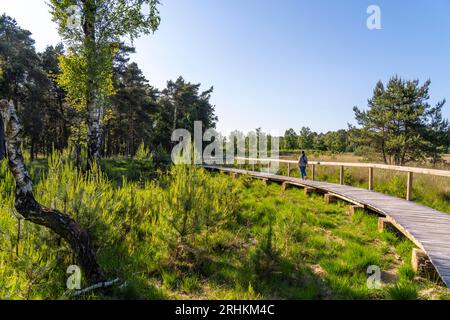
[407,172,413,201]
[368,167,374,191]
[287,163,290,177]
[340,166,344,185]
[312,164,315,181]
[252,161,255,172]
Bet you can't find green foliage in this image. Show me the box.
[283,128,298,150]
[0,152,163,298]
[153,77,218,151]
[105,59,159,157]
[0,14,39,99]
[298,127,315,150]
[161,271,178,290]
[280,127,353,153]
[353,76,449,165]
[181,276,200,293]
[56,47,116,110]
[56,53,88,109]
[49,0,161,164]
[154,165,240,268]
[1,153,449,299]
[0,151,243,299]
[135,142,152,160]
[387,282,419,300]
[49,1,160,44]
[0,15,220,164]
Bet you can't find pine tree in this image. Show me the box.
[354,76,448,165]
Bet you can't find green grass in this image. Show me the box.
[387,282,419,300]
[0,153,449,300]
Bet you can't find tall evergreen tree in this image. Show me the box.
[105,62,158,157]
[354,76,448,165]
[154,77,218,150]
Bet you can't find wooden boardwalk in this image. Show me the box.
[204,166,450,288]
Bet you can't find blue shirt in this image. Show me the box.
[299,155,308,167]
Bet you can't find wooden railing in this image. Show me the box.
[234,157,450,201]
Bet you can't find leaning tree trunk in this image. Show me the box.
[0,99,105,285]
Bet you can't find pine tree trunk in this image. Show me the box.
[0,99,105,285]
[0,117,5,160]
[30,141,35,162]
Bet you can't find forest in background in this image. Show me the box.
[1,12,449,168]
[0,14,217,164]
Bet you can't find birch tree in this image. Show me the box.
[0,99,104,285]
[49,0,160,168]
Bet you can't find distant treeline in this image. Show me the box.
[281,76,450,166]
[281,127,355,154]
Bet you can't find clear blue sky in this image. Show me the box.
[2,0,450,135]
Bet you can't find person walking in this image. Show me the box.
[299,151,308,180]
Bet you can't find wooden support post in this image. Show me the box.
[252,162,255,172]
[304,187,315,196]
[324,193,339,204]
[412,248,440,280]
[406,172,413,201]
[311,164,315,181]
[348,205,364,217]
[368,167,374,191]
[378,218,390,233]
[287,163,290,177]
[377,218,402,237]
[232,173,240,180]
[340,166,344,185]
[282,182,290,191]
